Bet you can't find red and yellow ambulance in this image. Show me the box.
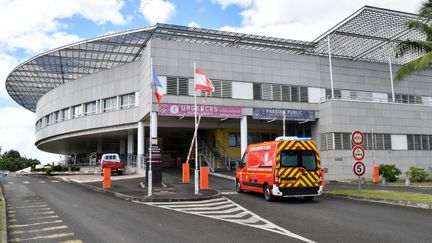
[235,136,323,201]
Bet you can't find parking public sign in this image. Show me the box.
[352,145,365,161]
[351,130,364,145]
[353,161,366,177]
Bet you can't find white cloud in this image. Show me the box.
[211,0,253,10]
[0,0,127,53]
[139,0,176,25]
[0,106,59,164]
[0,54,18,99]
[188,22,200,28]
[217,0,424,41]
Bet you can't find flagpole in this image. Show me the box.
[148,58,153,197]
[194,62,199,195]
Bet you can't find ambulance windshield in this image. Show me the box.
[280,150,317,171]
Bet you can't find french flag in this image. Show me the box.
[194,68,215,93]
[152,68,163,104]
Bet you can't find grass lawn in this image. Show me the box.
[326,189,432,204]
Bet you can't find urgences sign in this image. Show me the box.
[158,103,243,118]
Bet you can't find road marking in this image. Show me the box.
[22,181,30,184]
[14,204,48,208]
[8,219,63,228]
[141,197,315,243]
[51,180,60,183]
[39,181,46,183]
[60,240,83,243]
[11,225,68,234]
[10,233,74,242]
[32,211,55,215]
[28,215,60,220]
[8,182,14,184]
[221,191,237,195]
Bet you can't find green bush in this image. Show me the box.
[45,167,52,176]
[51,165,63,171]
[379,164,401,182]
[406,166,429,182]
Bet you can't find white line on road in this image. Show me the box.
[8,219,63,228]
[31,211,55,215]
[11,233,74,242]
[11,225,68,234]
[14,204,48,209]
[28,215,60,220]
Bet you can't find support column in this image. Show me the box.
[127,131,134,166]
[97,142,102,154]
[240,116,248,157]
[388,44,395,103]
[151,111,158,137]
[137,121,145,174]
[327,35,335,99]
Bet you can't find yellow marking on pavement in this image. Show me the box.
[60,240,83,243]
[11,225,68,234]
[8,219,62,228]
[10,233,74,242]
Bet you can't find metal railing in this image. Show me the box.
[321,95,432,106]
[198,139,216,172]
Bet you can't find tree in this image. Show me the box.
[395,0,432,81]
[0,149,41,172]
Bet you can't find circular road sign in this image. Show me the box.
[351,130,365,145]
[353,161,366,177]
[352,145,365,161]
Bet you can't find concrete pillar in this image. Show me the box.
[97,143,102,154]
[137,121,145,173]
[240,116,248,157]
[151,111,158,138]
[127,131,134,166]
[119,140,126,160]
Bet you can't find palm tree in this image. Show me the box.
[395,0,432,81]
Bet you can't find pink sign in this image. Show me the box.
[158,103,243,118]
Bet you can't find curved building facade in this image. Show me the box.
[6,6,432,180]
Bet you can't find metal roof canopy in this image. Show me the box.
[312,6,426,64]
[5,6,425,112]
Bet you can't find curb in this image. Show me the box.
[324,192,432,210]
[0,185,8,243]
[63,178,222,202]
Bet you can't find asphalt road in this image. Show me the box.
[3,174,432,243]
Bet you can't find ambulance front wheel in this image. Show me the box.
[264,185,274,201]
[235,180,243,193]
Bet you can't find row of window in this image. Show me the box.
[35,93,136,131]
[320,133,432,151]
[165,76,309,102]
[228,132,277,147]
[320,132,392,151]
[325,89,430,105]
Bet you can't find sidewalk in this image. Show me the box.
[57,172,221,202]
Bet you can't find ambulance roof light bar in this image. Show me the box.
[275,136,312,141]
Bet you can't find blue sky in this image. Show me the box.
[0,0,425,163]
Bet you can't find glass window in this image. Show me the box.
[62,108,70,120]
[228,133,239,147]
[104,97,117,112]
[54,111,61,122]
[121,93,135,109]
[85,101,97,115]
[280,150,298,167]
[72,105,83,118]
[301,150,317,171]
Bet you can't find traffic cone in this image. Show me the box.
[372,163,379,184]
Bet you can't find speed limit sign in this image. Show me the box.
[353,161,366,176]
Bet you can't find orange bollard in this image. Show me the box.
[103,168,111,189]
[182,163,190,183]
[320,169,325,187]
[373,164,380,184]
[200,166,209,189]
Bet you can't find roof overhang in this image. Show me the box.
[5,6,425,112]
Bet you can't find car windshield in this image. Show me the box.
[280,150,317,171]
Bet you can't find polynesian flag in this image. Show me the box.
[194,68,215,93]
[152,68,164,104]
